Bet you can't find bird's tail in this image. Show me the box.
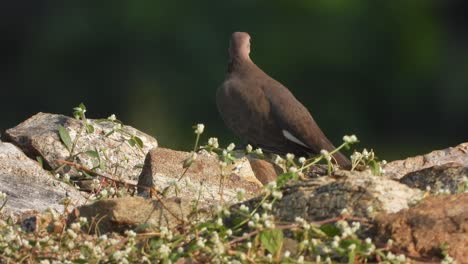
[332,151,352,170]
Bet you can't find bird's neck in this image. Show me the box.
[227,56,254,75]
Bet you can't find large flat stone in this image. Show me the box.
[0,142,85,213]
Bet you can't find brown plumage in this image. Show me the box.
[216,32,351,168]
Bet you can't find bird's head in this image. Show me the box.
[229,32,251,61]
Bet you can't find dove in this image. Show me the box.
[216,32,351,168]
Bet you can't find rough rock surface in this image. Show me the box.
[246,170,422,222]
[69,196,198,234]
[383,142,468,179]
[3,112,158,181]
[400,163,467,193]
[374,193,468,263]
[138,147,262,205]
[0,142,85,213]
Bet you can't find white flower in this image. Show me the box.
[274,155,284,165]
[226,229,233,236]
[351,151,362,163]
[246,242,252,248]
[264,220,274,228]
[297,256,304,263]
[362,149,369,158]
[70,222,81,231]
[227,143,236,151]
[340,208,350,216]
[125,230,136,238]
[286,153,295,161]
[196,239,205,248]
[67,229,78,239]
[100,189,108,197]
[107,114,117,121]
[365,237,372,244]
[245,144,253,153]
[272,191,283,199]
[331,240,339,248]
[298,157,306,164]
[288,166,298,173]
[343,134,358,143]
[208,137,219,148]
[239,204,249,212]
[266,181,277,190]
[284,250,291,258]
[63,173,70,182]
[261,202,272,211]
[216,218,223,226]
[348,244,356,251]
[320,149,331,161]
[387,239,394,246]
[158,244,171,258]
[396,254,406,262]
[236,189,246,201]
[254,148,263,155]
[194,124,205,134]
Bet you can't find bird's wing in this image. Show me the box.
[263,80,336,155]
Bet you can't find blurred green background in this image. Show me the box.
[1,1,467,161]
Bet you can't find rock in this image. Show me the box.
[374,193,468,263]
[3,112,158,181]
[0,142,85,214]
[137,147,262,205]
[400,163,468,193]
[69,196,198,234]
[244,170,422,222]
[384,142,468,179]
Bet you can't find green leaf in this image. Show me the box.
[276,172,297,187]
[82,171,93,179]
[259,229,283,255]
[348,249,356,264]
[78,102,86,111]
[84,150,99,158]
[183,157,193,169]
[58,125,72,152]
[85,123,94,134]
[72,260,88,264]
[133,136,144,148]
[320,224,341,237]
[36,156,44,168]
[369,160,380,175]
[128,138,136,147]
[134,163,144,169]
[105,130,115,137]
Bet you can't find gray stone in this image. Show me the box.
[138,147,263,206]
[400,163,468,194]
[242,170,422,222]
[384,142,468,179]
[3,112,158,181]
[0,142,85,214]
[69,196,201,234]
